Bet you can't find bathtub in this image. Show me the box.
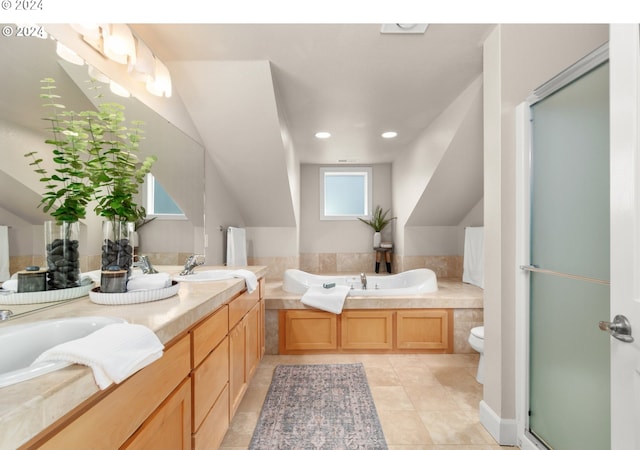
[282,268,438,296]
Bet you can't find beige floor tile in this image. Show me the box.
[393,364,441,387]
[370,385,416,410]
[220,411,259,448]
[445,383,484,411]
[418,410,495,445]
[236,385,269,413]
[404,384,461,411]
[365,365,402,386]
[378,410,434,445]
[431,365,480,389]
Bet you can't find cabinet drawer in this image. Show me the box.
[122,378,191,450]
[192,385,230,450]
[39,334,191,449]
[229,289,259,329]
[192,336,229,432]
[192,305,228,368]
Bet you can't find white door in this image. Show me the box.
[609,24,640,450]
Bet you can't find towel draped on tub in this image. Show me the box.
[300,285,351,314]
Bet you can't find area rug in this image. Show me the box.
[249,363,388,450]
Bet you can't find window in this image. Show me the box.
[320,166,372,220]
[145,173,185,219]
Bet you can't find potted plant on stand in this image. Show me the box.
[24,78,95,289]
[358,205,396,273]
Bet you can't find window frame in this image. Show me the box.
[144,173,187,220]
[319,166,373,221]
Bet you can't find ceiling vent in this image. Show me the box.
[380,24,429,34]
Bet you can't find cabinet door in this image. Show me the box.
[245,302,260,382]
[342,310,394,350]
[280,310,338,353]
[396,309,452,352]
[228,319,247,417]
[122,378,191,450]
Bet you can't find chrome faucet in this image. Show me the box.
[360,272,367,290]
[133,255,158,274]
[180,254,205,276]
[0,309,13,321]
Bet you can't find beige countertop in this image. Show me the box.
[264,278,484,310]
[0,265,267,450]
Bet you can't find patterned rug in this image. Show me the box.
[249,363,388,450]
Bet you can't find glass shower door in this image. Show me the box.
[528,61,610,449]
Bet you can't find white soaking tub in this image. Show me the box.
[282,268,438,296]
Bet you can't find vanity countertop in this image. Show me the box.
[0,265,267,450]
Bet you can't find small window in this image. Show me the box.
[145,173,185,219]
[320,166,372,220]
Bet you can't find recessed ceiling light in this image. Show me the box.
[315,131,331,139]
[381,131,398,139]
[380,24,429,34]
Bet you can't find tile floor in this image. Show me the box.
[220,353,516,450]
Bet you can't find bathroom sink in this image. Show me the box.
[0,316,127,388]
[173,270,235,282]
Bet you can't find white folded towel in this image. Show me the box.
[300,285,350,314]
[126,273,172,291]
[32,323,164,390]
[1,278,17,291]
[230,269,258,293]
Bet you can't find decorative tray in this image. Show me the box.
[89,280,180,305]
[0,281,95,305]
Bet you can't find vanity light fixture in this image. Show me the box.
[315,131,332,139]
[55,41,84,66]
[381,131,398,139]
[109,80,131,98]
[61,23,172,98]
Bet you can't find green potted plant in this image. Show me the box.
[358,205,395,248]
[83,99,156,274]
[24,78,96,289]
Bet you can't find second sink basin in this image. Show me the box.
[0,316,127,388]
[173,270,236,282]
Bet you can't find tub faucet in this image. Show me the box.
[360,272,367,290]
[180,254,205,276]
[133,255,158,274]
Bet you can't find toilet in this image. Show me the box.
[468,326,485,384]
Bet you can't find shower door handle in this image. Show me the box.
[599,314,634,343]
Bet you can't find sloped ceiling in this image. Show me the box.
[169,60,297,227]
[132,24,492,228]
[406,87,484,226]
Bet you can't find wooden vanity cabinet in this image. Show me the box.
[229,281,263,417]
[279,308,453,354]
[25,276,265,450]
[31,334,192,449]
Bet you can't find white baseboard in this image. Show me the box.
[479,400,518,446]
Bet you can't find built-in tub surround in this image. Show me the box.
[264,277,483,355]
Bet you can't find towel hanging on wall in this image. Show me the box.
[226,226,248,266]
[0,226,9,281]
[463,226,484,289]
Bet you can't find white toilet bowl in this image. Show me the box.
[468,326,484,384]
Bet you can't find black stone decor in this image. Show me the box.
[46,238,80,289]
[101,238,133,273]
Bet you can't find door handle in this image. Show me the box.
[599,315,634,343]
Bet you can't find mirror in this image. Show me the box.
[0,29,205,319]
